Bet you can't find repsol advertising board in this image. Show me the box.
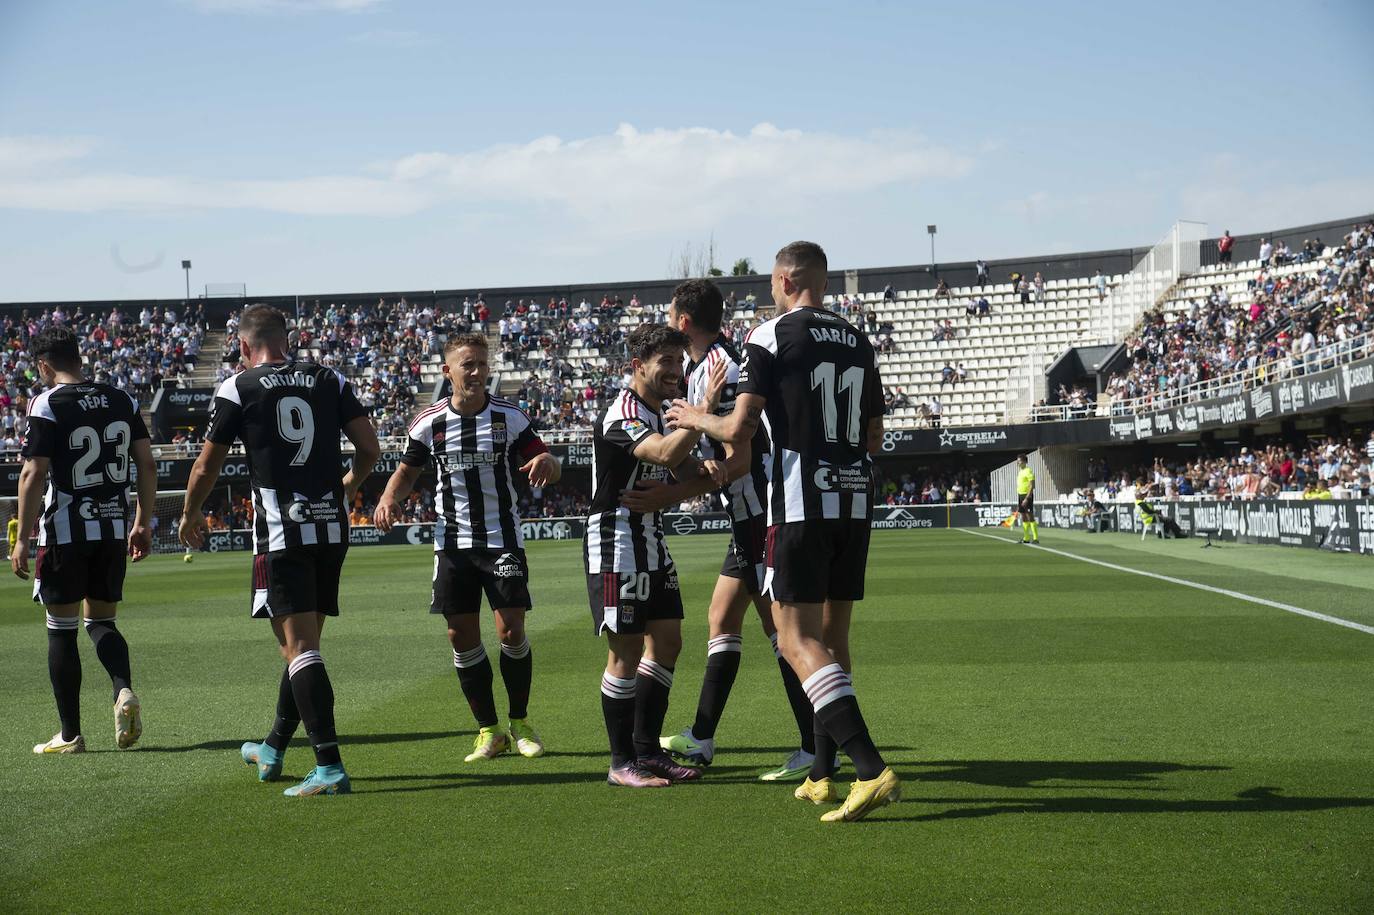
[1036,497,1373,555]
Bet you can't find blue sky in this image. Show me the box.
[1,0,1371,302]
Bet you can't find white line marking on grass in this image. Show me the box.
[959,528,1374,637]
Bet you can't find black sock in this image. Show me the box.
[287,651,341,768]
[453,644,498,728]
[264,668,299,752]
[633,658,674,759]
[804,663,885,781]
[810,713,838,780]
[498,638,532,720]
[46,617,82,741]
[600,672,636,768]
[772,633,815,754]
[84,617,131,701]
[691,635,742,740]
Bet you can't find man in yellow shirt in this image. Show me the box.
[7,516,19,558]
[1016,454,1039,544]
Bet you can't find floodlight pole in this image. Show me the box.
[927,224,937,277]
[181,259,192,301]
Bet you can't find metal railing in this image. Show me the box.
[1104,329,1373,417]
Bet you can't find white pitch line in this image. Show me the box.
[959,528,1374,637]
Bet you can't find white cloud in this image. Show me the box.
[0,136,97,173]
[1180,178,1374,234]
[184,0,385,14]
[0,124,974,228]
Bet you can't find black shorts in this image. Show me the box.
[251,544,348,619]
[764,520,870,604]
[431,548,532,615]
[31,541,127,606]
[1018,494,1035,519]
[586,567,683,636]
[719,513,767,594]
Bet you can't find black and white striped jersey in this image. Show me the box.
[584,388,674,574]
[205,361,367,554]
[737,307,884,525]
[22,383,149,546]
[401,394,548,551]
[683,336,768,523]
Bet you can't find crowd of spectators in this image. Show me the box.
[1,303,206,456]
[1105,224,1374,414]
[1085,431,1374,501]
[874,466,990,504]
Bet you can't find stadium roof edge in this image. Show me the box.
[2,212,1368,312]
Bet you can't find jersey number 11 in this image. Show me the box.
[810,362,864,446]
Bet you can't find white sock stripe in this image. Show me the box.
[707,635,743,655]
[802,663,855,710]
[46,614,80,631]
[500,639,531,660]
[636,658,673,689]
[83,616,115,627]
[600,672,637,700]
[453,644,488,668]
[288,650,324,677]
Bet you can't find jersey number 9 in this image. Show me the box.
[276,396,316,466]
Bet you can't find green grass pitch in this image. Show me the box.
[2,529,1372,912]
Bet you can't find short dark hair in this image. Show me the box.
[237,304,289,346]
[671,279,725,334]
[30,326,81,371]
[775,240,828,280]
[443,333,489,358]
[627,324,689,362]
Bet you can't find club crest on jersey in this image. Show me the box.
[490,418,507,445]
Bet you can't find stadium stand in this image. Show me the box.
[820,270,1118,428]
[1103,224,1373,415]
[0,303,208,456]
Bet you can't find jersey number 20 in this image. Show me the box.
[810,362,865,446]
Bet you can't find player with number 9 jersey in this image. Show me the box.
[183,305,378,798]
[204,358,368,606]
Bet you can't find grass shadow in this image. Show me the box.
[867,787,1374,823]
[134,731,466,753]
[912,759,1230,789]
